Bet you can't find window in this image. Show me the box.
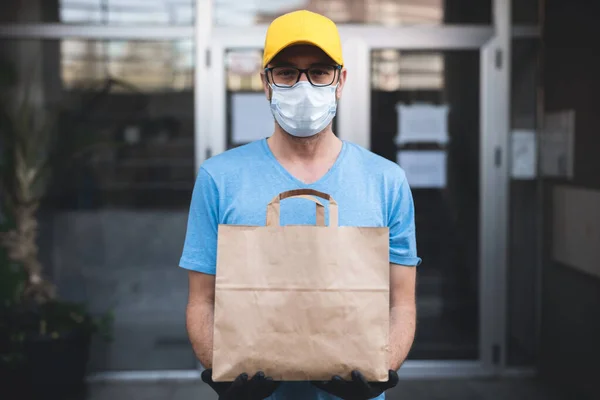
[214,0,491,27]
[0,39,196,210]
[372,50,445,91]
[62,39,194,91]
[0,0,195,25]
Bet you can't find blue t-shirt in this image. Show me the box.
[179,138,421,400]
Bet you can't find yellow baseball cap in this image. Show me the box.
[263,10,344,68]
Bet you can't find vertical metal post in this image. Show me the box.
[493,0,511,372]
[534,0,546,369]
[194,0,213,369]
[210,43,227,156]
[194,0,213,173]
[337,37,370,148]
[480,40,497,372]
[479,0,512,374]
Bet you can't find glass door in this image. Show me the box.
[370,48,481,360]
[339,28,510,374]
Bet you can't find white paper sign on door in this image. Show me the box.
[511,130,537,180]
[395,103,449,145]
[397,150,447,189]
[231,93,273,144]
[540,110,575,179]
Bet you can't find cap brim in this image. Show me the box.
[264,39,342,67]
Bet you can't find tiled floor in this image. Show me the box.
[87,378,575,400]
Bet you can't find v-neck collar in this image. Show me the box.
[260,137,347,187]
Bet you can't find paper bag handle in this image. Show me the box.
[266,189,339,227]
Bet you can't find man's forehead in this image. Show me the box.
[270,44,334,66]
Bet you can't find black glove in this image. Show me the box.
[201,368,280,400]
[311,370,399,400]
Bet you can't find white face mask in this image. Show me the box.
[269,81,338,138]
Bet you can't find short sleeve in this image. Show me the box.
[388,172,422,267]
[179,167,219,275]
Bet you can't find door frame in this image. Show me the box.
[203,30,497,376]
[200,0,531,377]
[339,29,511,376]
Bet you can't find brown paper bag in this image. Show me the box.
[212,189,390,382]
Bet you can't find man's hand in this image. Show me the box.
[311,370,399,400]
[201,368,280,400]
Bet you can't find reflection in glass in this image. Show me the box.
[61,40,194,91]
[46,39,195,210]
[214,0,491,27]
[1,38,197,209]
[60,0,195,25]
[226,49,264,92]
[371,50,480,360]
[0,0,195,25]
[372,50,444,91]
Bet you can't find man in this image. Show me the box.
[179,10,421,400]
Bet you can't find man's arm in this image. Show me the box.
[186,270,216,368]
[388,264,417,371]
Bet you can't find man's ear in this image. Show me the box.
[336,68,347,100]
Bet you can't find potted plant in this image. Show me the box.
[0,59,113,400]
[0,228,29,396]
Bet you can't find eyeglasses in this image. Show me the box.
[265,65,342,88]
